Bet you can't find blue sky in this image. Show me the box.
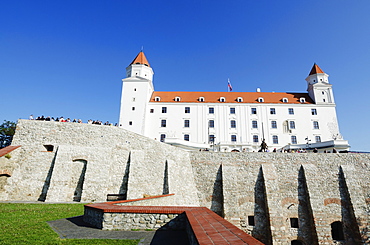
[1,1,370,151]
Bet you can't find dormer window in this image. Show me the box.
[155,97,161,102]
[299,97,306,103]
[220,97,226,102]
[282,98,288,103]
[237,97,243,102]
[258,97,264,103]
[175,97,181,102]
[199,97,205,102]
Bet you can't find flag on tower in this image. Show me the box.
[227,79,233,92]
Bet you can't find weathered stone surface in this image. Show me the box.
[2,120,370,244]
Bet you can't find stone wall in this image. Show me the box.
[2,119,370,244]
[190,152,370,244]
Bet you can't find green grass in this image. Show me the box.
[0,203,139,245]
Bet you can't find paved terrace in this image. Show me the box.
[84,196,264,245]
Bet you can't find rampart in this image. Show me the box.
[1,119,369,244]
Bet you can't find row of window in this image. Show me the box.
[154,96,307,103]
[160,133,321,144]
[154,107,318,115]
[180,119,320,130]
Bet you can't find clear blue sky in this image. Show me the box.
[1,1,370,151]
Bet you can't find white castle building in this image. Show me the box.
[119,51,350,152]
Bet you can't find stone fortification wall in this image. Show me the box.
[2,119,370,244]
[4,120,199,205]
[190,152,370,244]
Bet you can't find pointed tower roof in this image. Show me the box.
[309,63,325,75]
[130,51,150,67]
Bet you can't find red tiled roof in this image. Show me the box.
[0,145,21,158]
[150,91,314,104]
[309,63,325,75]
[130,51,150,67]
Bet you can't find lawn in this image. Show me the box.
[0,203,139,245]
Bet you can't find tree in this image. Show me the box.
[0,120,16,149]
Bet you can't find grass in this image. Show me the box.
[0,203,139,245]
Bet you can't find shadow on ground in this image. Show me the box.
[47,215,189,245]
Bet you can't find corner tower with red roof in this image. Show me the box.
[306,63,334,104]
[119,51,154,135]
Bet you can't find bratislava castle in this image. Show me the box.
[119,51,350,152]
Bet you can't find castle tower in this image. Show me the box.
[118,51,154,134]
[305,63,335,104]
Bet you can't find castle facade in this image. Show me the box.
[119,52,349,152]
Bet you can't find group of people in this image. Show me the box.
[29,115,117,126]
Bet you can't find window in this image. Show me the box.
[271,121,277,129]
[132,107,135,111]
[290,218,299,228]
[311,109,317,115]
[175,97,181,102]
[253,135,259,143]
[270,108,276,114]
[288,108,294,115]
[155,97,160,101]
[315,136,321,143]
[150,109,154,113]
[161,120,166,127]
[300,97,306,103]
[231,135,237,142]
[282,98,288,103]
[199,97,204,102]
[331,221,344,241]
[289,121,295,129]
[220,97,226,102]
[313,121,319,129]
[162,107,167,113]
[237,97,243,102]
[291,136,297,144]
[132,97,136,102]
[184,120,190,128]
[252,120,258,128]
[209,120,214,128]
[248,216,255,226]
[209,135,215,143]
[160,134,166,142]
[185,107,190,113]
[273,135,278,144]
[251,108,257,114]
[184,134,189,141]
[129,121,132,126]
[209,107,214,114]
[258,97,264,102]
[231,120,236,128]
[134,88,137,91]
[230,108,235,114]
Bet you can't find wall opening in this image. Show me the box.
[290,218,299,228]
[73,159,87,202]
[43,145,54,152]
[248,216,255,226]
[331,221,344,241]
[162,160,169,195]
[291,240,304,245]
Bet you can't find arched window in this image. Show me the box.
[220,97,226,102]
[155,96,161,102]
[175,96,181,102]
[282,98,289,103]
[258,97,264,102]
[237,97,243,102]
[331,221,344,241]
[300,97,306,103]
[199,97,205,102]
